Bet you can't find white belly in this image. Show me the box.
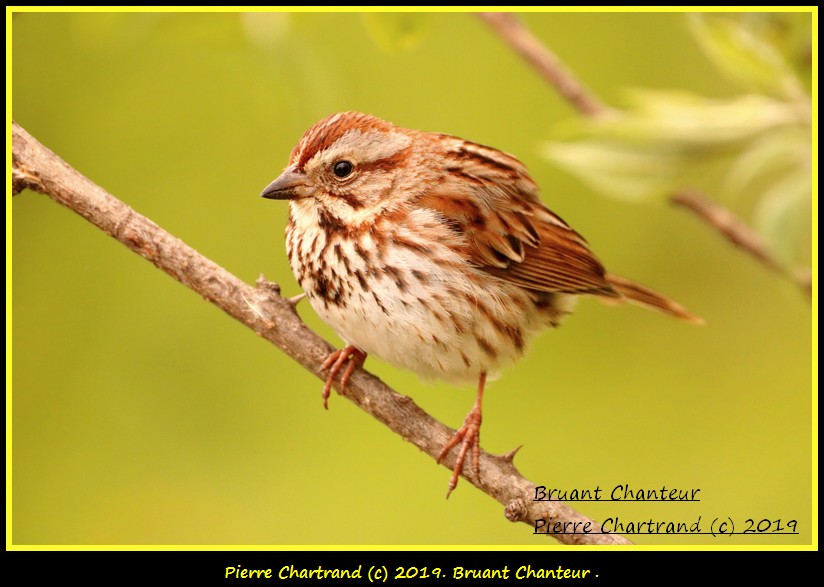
[286,212,573,382]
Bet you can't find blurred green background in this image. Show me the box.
[11,10,813,546]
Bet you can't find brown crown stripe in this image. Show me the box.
[296,112,394,169]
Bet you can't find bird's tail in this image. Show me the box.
[602,273,704,324]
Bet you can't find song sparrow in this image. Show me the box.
[261,111,700,495]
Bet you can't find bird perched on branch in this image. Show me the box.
[261,111,700,495]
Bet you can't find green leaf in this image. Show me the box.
[753,168,812,266]
[597,90,801,148]
[542,141,682,203]
[687,14,803,99]
[362,13,431,53]
[543,85,809,209]
[723,126,810,202]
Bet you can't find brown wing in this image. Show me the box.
[419,138,617,297]
[487,207,618,296]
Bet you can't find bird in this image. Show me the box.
[261,111,701,495]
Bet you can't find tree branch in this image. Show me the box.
[670,189,812,299]
[477,12,609,118]
[477,12,810,297]
[12,121,631,545]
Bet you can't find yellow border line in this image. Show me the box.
[809,2,819,555]
[8,543,818,551]
[5,6,821,14]
[6,3,14,556]
[7,5,817,552]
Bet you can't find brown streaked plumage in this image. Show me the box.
[261,111,701,496]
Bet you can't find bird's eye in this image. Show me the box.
[332,160,355,179]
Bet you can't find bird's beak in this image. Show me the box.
[260,165,314,200]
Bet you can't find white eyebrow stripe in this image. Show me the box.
[330,128,411,162]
